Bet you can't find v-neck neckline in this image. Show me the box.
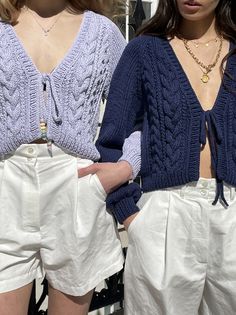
[162,37,234,114]
[2,10,91,77]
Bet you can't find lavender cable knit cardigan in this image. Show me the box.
[0,10,141,175]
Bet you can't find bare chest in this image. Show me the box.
[13,13,84,74]
[169,39,230,111]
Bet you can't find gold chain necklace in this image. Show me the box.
[27,9,63,37]
[182,35,223,83]
[192,36,218,48]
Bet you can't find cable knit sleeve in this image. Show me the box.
[96,38,144,224]
[103,21,141,180]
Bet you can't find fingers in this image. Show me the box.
[78,163,99,177]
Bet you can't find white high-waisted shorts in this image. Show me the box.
[125,178,236,315]
[0,144,124,295]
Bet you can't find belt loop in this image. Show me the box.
[179,185,186,199]
[47,140,53,158]
[230,186,236,201]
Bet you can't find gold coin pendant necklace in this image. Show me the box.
[182,35,223,83]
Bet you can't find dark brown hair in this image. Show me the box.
[137,0,236,79]
[137,0,236,40]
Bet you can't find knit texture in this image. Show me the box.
[0,11,127,160]
[97,35,236,223]
[118,131,141,178]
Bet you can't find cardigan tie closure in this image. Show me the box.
[200,110,228,207]
[42,74,62,125]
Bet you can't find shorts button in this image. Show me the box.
[200,190,207,196]
[27,147,34,154]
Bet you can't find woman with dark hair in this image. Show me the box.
[81,0,236,314]
[0,1,137,314]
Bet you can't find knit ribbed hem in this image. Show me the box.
[141,171,199,192]
[119,154,141,179]
[112,196,140,224]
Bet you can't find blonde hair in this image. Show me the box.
[0,0,127,23]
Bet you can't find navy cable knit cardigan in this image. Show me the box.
[96,35,236,223]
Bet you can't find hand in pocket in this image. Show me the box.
[78,161,133,194]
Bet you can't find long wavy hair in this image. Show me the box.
[0,0,127,23]
[137,0,236,40]
[137,0,236,79]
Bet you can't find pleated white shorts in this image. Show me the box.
[0,144,124,296]
[125,178,236,315]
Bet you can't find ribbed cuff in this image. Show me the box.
[106,182,142,224]
[111,197,140,224]
[118,154,141,179]
[119,131,141,179]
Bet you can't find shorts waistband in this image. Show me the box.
[0,144,92,164]
[167,178,236,202]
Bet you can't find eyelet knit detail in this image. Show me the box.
[0,11,126,157]
[0,25,41,154]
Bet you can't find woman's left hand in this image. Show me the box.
[78,161,133,194]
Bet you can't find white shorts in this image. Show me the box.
[0,144,124,295]
[125,178,236,315]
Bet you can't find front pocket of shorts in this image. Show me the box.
[127,192,153,234]
[92,174,107,198]
[127,208,145,235]
[128,190,170,236]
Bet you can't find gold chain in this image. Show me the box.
[192,36,218,48]
[182,35,223,83]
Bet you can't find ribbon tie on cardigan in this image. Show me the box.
[42,74,62,125]
[200,110,228,207]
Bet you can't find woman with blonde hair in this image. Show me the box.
[0,0,136,314]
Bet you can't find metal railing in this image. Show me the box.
[27,264,124,315]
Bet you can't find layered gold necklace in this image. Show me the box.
[181,35,223,83]
[192,36,219,48]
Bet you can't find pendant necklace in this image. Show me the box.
[181,35,223,83]
[27,8,63,37]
